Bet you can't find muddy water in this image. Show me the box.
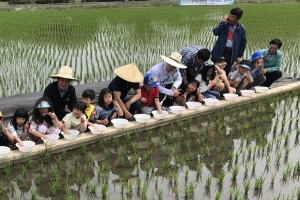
[0,92,300,199]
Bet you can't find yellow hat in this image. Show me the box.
[115,63,143,83]
[49,66,78,81]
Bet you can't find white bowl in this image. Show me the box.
[62,130,80,141]
[88,124,106,135]
[186,102,202,110]
[254,86,269,93]
[240,90,255,97]
[0,146,10,159]
[111,119,128,129]
[16,141,35,153]
[41,134,60,145]
[204,98,219,106]
[151,110,168,119]
[134,114,151,123]
[169,106,185,114]
[223,93,238,101]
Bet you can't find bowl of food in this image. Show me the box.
[169,106,185,114]
[203,98,219,107]
[41,134,60,145]
[223,93,238,101]
[134,114,151,123]
[16,141,35,153]
[186,102,202,110]
[240,90,255,97]
[0,146,10,159]
[62,130,80,141]
[254,86,269,93]
[88,124,106,135]
[111,119,129,129]
[151,110,168,119]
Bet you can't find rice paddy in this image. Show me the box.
[0,90,300,199]
[0,4,300,97]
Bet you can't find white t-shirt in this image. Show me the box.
[62,113,86,128]
[195,74,209,92]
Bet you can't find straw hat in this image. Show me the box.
[161,52,187,69]
[49,66,78,81]
[115,63,143,83]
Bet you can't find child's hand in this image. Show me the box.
[2,123,8,134]
[102,119,109,125]
[47,112,57,119]
[19,141,24,147]
[41,135,49,140]
[182,92,188,98]
[158,110,163,114]
[91,109,96,116]
[24,121,29,129]
[113,99,120,106]
[140,97,147,103]
[92,124,99,129]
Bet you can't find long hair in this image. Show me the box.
[200,66,216,86]
[32,96,54,125]
[11,108,29,130]
[180,79,200,102]
[98,88,114,111]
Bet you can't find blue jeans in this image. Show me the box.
[202,90,220,99]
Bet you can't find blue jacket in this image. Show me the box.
[211,21,247,63]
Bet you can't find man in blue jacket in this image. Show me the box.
[259,39,283,87]
[211,7,247,76]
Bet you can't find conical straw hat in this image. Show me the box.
[161,52,187,69]
[115,63,143,83]
[49,66,78,81]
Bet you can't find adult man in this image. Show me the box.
[259,39,283,87]
[44,66,78,120]
[108,63,143,121]
[179,45,210,84]
[148,52,186,108]
[211,7,247,76]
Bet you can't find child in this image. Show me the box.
[175,79,204,106]
[139,73,163,115]
[209,57,236,95]
[195,61,221,99]
[61,101,87,134]
[244,51,266,89]
[6,108,29,148]
[228,60,254,92]
[95,88,123,126]
[29,97,62,141]
[82,89,96,122]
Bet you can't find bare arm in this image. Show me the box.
[245,71,254,83]
[113,91,131,118]
[154,98,163,114]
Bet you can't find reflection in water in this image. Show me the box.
[0,93,300,199]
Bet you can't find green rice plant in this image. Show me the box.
[185,140,191,151]
[162,145,171,156]
[61,149,66,160]
[271,173,276,185]
[234,189,241,200]
[297,187,300,200]
[285,148,291,158]
[55,156,62,169]
[21,164,27,177]
[141,184,148,200]
[231,166,239,181]
[266,155,271,167]
[123,171,129,182]
[229,150,234,162]
[125,133,130,144]
[35,173,41,185]
[38,161,43,172]
[44,145,52,163]
[30,188,38,200]
[296,128,300,138]
[205,146,210,157]
[20,176,26,187]
[205,174,212,188]
[218,169,225,184]
[51,165,59,181]
[26,157,33,169]
[175,186,179,198]
[132,141,138,153]
[276,151,283,163]
[113,138,119,147]
[252,161,257,172]
[243,180,250,196]
[157,189,163,200]
[254,176,265,190]
[87,180,98,193]
[4,161,11,178]
[0,182,2,193]
[73,154,79,166]
[166,134,173,144]
[211,160,215,171]
[69,165,75,176]
[185,166,189,179]
[215,191,221,200]
[285,133,291,145]
[101,183,108,199]
[77,172,83,185]
[10,180,15,192]
[49,178,61,195]
[119,155,124,166]
[104,149,110,159]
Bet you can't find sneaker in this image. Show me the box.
[236,91,242,96]
[127,116,136,122]
[164,106,171,112]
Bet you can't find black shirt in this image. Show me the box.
[43,81,77,120]
[108,76,140,100]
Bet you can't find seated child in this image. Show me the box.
[209,57,236,94]
[195,61,221,99]
[228,60,254,92]
[29,97,62,141]
[6,108,29,149]
[82,89,96,122]
[139,73,163,115]
[95,88,123,126]
[175,79,204,106]
[61,101,87,134]
[244,51,266,89]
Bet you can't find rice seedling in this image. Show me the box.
[125,133,130,144]
[10,180,15,192]
[231,166,239,181]
[35,173,41,185]
[0,182,2,193]
[205,174,212,188]
[157,189,163,200]
[215,191,221,200]
[61,149,66,160]
[218,169,225,185]
[44,145,52,163]
[113,137,119,147]
[4,161,11,178]
[243,180,250,196]
[132,141,138,153]
[30,188,38,200]
[26,157,33,169]
[141,184,148,200]
[254,176,265,190]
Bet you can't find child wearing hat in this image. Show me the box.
[228,60,254,92]
[139,73,164,115]
[244,51,266,88]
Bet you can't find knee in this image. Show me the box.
[275,71,283,78]
[52,128,61,135]
[38,125,47,134]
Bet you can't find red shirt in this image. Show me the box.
[140,85,159,106]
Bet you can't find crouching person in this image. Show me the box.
[228,60,253,93]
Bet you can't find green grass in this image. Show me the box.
[0,4,299,97]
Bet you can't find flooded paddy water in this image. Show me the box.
[1,91,300,200]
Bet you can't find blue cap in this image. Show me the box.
[203,61,215,67]
[37,101,51,108]
[250,51,263,63]
[144,73,159,88]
